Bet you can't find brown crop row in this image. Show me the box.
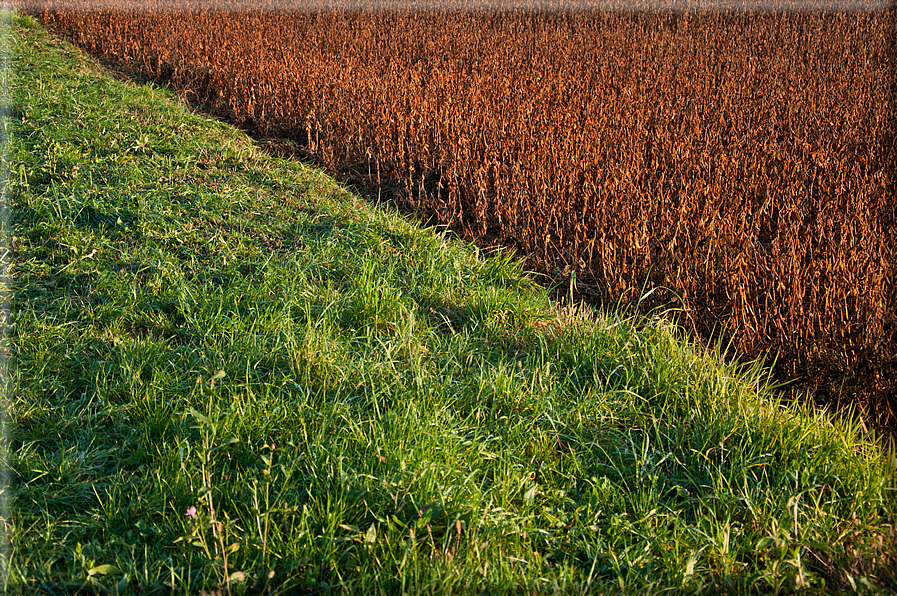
[19,1,897,428]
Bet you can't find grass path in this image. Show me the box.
[4,12,896,594]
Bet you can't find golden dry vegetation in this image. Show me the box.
[19,1,897,427]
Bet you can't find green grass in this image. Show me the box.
[3,11,896,594]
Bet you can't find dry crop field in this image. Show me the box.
[18,0,897,427]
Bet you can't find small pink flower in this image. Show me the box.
[185,506,197,518]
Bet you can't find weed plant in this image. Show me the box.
[4,13,896,594]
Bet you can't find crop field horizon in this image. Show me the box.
[14,0,897,431]
[12,0,895,13]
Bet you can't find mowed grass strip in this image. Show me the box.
[5,12,896,595]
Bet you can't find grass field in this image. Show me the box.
[4,12,897,594]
